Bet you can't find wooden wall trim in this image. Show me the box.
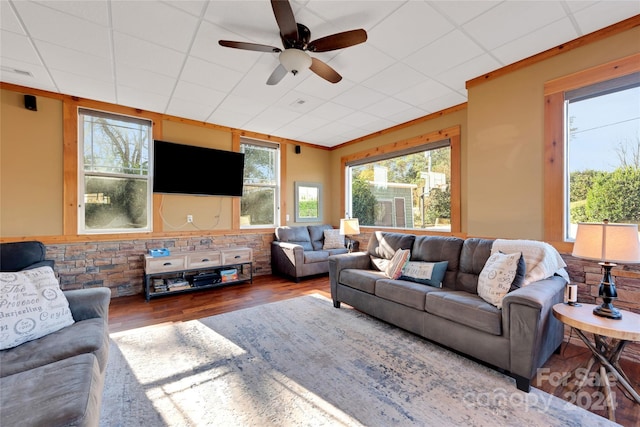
[467,14,640,89]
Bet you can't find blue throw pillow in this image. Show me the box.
[400,261,448,288]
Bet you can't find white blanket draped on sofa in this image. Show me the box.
[491,239,570,286]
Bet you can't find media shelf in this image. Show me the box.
[143,247,253,301]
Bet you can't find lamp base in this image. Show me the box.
[593,304,622,320]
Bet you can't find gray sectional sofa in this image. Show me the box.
[0,241,110,427]
[271,224,350,281]
[329,231,568,392]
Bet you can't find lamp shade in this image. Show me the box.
[279,49,312,74]
[572,222,640,263]
[339,218,360,236]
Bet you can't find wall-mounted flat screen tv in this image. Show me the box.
[153,140,245,197]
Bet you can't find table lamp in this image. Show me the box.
[572,220,640,319]
[339,217,360,253]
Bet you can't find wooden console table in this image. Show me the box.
[552,303,640,421]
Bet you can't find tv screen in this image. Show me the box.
[153,140,245,197]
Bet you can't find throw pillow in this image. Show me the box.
[477,252,522,309]
[385,249,411,279]
[323,229,345,250]
[400,261,448,288]
[0,266,75,350]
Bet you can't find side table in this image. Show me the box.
[552,303,640,421]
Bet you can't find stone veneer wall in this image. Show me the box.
[45,232,274,298]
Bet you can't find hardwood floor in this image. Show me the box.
[108,274,639,426]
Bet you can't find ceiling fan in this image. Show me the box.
[218,0,367,85]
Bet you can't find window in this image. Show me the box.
[346,141,451,231]
[565,75,640,240]
[78,108,152,234]
[240,139,280,227]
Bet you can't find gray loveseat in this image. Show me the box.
[0,241,110,427]
[271,224,350,281]
[329,232,568,392]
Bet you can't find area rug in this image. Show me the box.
[100,294,614,426]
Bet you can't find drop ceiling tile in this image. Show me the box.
[203,0,281,45]
[362,97,413,118]
[117,85,170,115]
[367,1,454,60]
[309,102,356,121]
[0,57,56,92]
[572,1,640,35]
[1,1,25,34]
[362,62,426,96]
[327,43,396,83]
[492,18,579,66]
[387,108,430,124]
[395,78,452,106]
[116,64,176,97]
[432,1,501,25]
[1,30,41,65]
[165,97,215,122]
[49,69,116,103]
[33,0,109,26]
[463,1,567,50]
[111,0,199,52]
[332,84,386,110]
[404,30,484,77]
[275,90,325,113]
[207,108,253,129]
[13,0,111,57]
[36,41,113,83]
[304,0,400,31]
[113,32,186,78]
[180,55,244,92]
[275,115,330,139]
[435,54,501,92]
[293,72,356,101]
[191,21,265,73]
[418,91,467,114]
[164,0,207,17]
[172,80,226,108]
[216,94,270,116]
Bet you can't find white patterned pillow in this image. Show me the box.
[385,249,410,279]
[0,267,75,350]
[477,252,521,309]
[323,229,345,249]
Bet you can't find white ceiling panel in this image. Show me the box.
[1,1,636,147]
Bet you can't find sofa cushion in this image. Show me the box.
[411,235,463,289]
[327,248,349,256]
[385,249,410,279]
[375,279,442,310]
[323,229,345,250]
[0,267,75,350]
[308,224,333,250]
[477,252,522,309]
[275,226,313,251]
[367,231,415,260]
[339,269,386,294]
[0,241,48,272]
[425,291,502,336]
[0,353,103,427]
[0,318,108,377]
[456,238,494,293]
[400,261,448,288]
[303,250,330,264]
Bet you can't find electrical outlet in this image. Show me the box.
[187,215,193,223]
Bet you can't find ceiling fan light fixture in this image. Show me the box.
[279,48,311,75]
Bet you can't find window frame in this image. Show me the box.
[239,137,281,229]
[77,108,153,234]
[543,53,640,250]
[341,126,461,234]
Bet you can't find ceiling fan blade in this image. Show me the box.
[219,40,281,53]
[309,57,342,84]
[267,64,288,85]
[307,29,367,52]
[271,0,299,43]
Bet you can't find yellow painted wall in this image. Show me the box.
[0,89,63,237]
[466,27,640,239]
